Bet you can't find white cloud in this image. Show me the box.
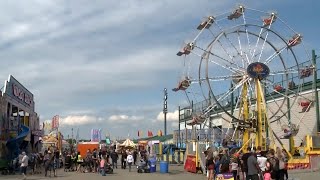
[108,115,144,123]
[171,122,179,128]
[60,115,101,126]
[157,110,179,122]
[171,121,193,130]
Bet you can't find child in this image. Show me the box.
[100,156,106,176]
[264,160,272,180]
[230,158,238,180]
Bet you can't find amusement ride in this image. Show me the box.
[174,4,320,171]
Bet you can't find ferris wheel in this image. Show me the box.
[174,5,315,149]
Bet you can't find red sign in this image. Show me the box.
[12,84,33,106]
[184,155,197,173]
[52,115,59,129]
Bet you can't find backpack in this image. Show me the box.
[29,154,35,164]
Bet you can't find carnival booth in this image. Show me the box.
[120,139,136,148]
[138,140,148,151]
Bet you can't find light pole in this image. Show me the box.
[163,88,168,136]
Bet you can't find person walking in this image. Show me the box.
[256,147,267,175]
[276,147,285,180]
[219,149,230,173]
[267,149,280,180]
[110,150,118,169]
[230,156,239,180]
[76,151,84,172]
[20,152,29,180]
[92,148,98,172]
[241,147,252,180]
[121,151,127,169]
[133,150,138,165]
[127,152,134,172]
[246,149,260,180]
[282,149,289,180]
[205,148,215,180]
[100,156,106,176]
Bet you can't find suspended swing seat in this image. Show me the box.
[187,115,205,126]
[281,124,299,139]
[172,78,191,92]
[177,43,194,56]
[228,6,244,20]
[288,81,296,89]
[263,13,276,26]
[299,66,313,79]
[288,34,302,47]
[197,16,215,30]
[299,100,312,113]
[274,84,283,92]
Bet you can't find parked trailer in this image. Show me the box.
[77,142,99,157]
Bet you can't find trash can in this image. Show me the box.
[159,161,169,173]
[149,158,157,173]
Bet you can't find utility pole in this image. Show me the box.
[71,128,74,144]
[163,88,168,136]
[178,106,181,147]
[312,50,320,133]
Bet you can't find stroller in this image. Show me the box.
[137,159,150,173]
[64,155,74,172]
[0,159,13,175]
[104,162,113,174]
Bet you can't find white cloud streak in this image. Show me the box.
[108,115,144,123]
[157,110,179,122]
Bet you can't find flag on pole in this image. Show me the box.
[91,129,101,142]
[51,115,59,129]
[138,130,142,137]
[158,130,163,136]
[147,131,154,137]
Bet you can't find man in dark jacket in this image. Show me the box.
[133,150,138,165]
[241,147,252,178]
[121,151,127,169]
[110,150,118,169]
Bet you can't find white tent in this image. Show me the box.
[120,139,136,147]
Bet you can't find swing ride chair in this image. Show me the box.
[174,4,320,172]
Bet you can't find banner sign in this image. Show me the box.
[106,138,111,145]
[51,115,59,129]
[91,129,101,142]
[184,155,196,173]
[2,75,34,109]
[216,173,234,180]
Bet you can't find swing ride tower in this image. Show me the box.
[174,4,320,171]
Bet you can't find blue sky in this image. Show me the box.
[0,0,319,140]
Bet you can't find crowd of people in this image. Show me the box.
[9,146,150,179]
[9,149,62,180]
[205,146,289,180]
[63,147,150,176]
[7,144,292,180]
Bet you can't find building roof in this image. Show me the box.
[133,134,173,143]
